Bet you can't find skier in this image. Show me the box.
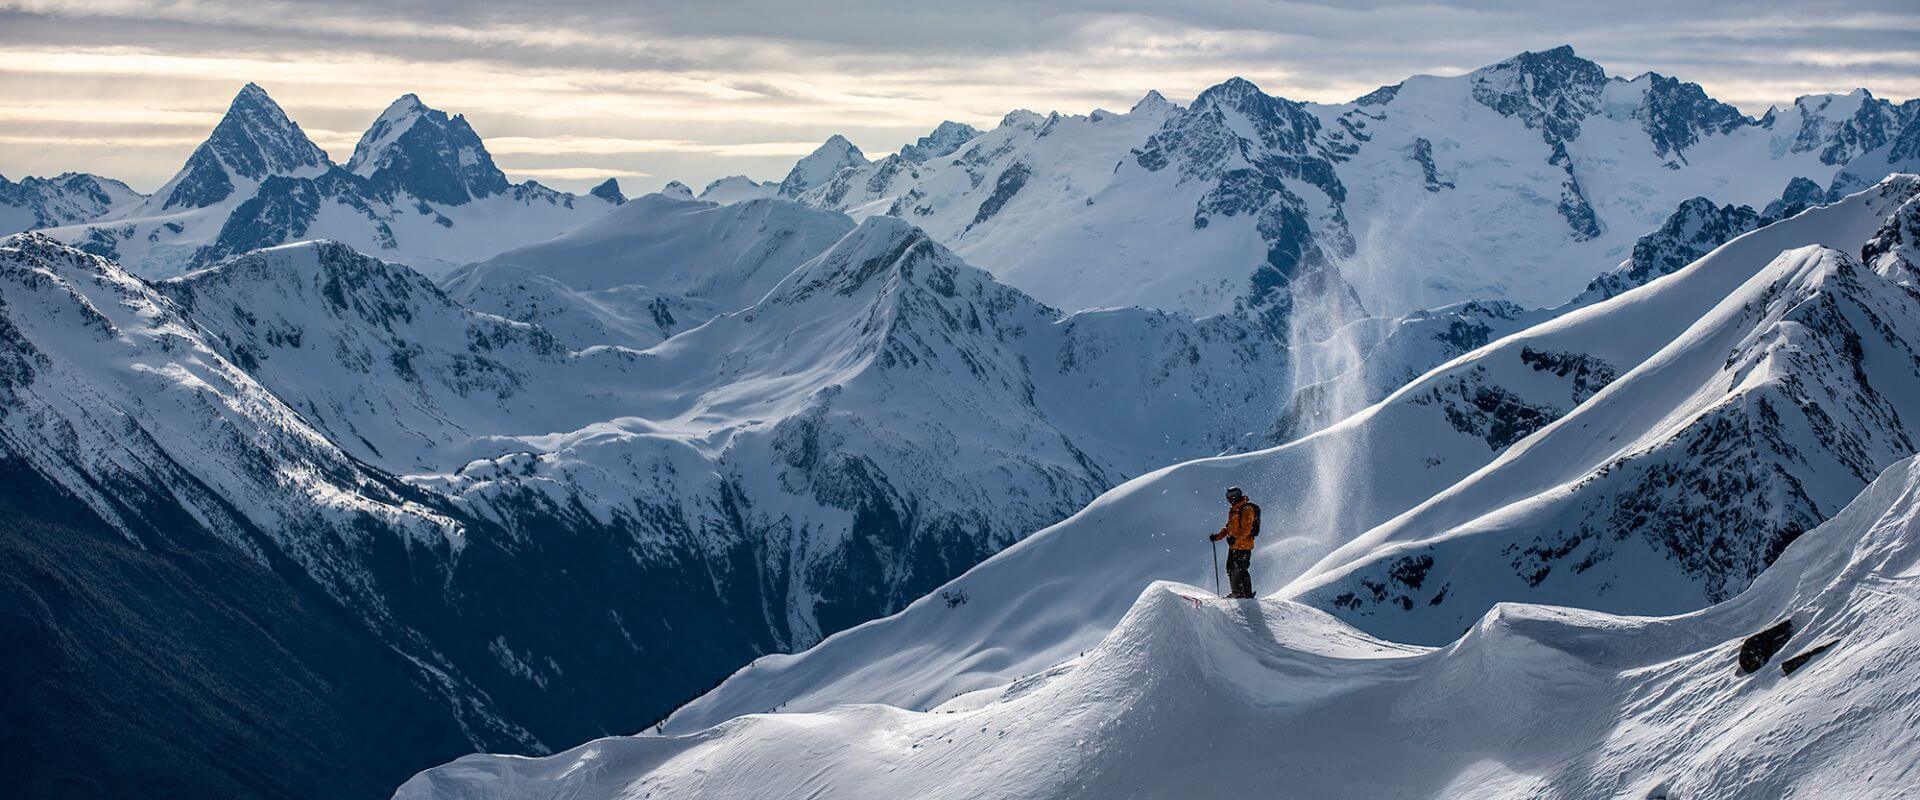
[1209,486,1260,598]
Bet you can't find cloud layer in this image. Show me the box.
[2,0,1915,193]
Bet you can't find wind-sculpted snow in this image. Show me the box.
[1295,179,1920,644]
[402,449,1920,799]
[39,85,617,277]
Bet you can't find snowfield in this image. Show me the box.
[399,448,1920,799]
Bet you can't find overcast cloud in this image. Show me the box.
[1,0,1915,193]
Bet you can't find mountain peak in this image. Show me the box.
[1130,90,1173,115]
[1469,45,1608,145]
[159,82,329,210]
[660,180,694,200]
[347,94,508,205]
[1197,76,1264,104]
[764,215,938,304]
[589,178,626,205]
[777,135,870,197]
[899,121,981,163]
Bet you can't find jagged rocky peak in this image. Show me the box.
[346,93,509,205]
[161,82,330,210]
[1170,75,1327,160]
[589,178,626,205]
[1765,176,1827,219]
[777,134,869,197]
[1574,195,1763,304]
[898,121,982,163]
[659,180,695,200]
[1633,72,1751,160]
[1469,45,1608,145]
[0,171,143,233]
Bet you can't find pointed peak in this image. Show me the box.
[659,180,694,200]
[376,93,430,121]
[777,136,870,197]
[1193,77,1283,111]
[590,178,626,205]
[159,81,327,209]
[1475,44,1604,79]
[1130,90,1173,115]
[899,120,982,163]
[346,94,507,203]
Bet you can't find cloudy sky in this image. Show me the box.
[2,0,1916,194]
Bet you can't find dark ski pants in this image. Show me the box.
[1226,549,1253,598]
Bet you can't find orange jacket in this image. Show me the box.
[1211,498,1260,551]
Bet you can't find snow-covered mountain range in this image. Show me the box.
[4,45,1919,800]
[0,205,1287,796]
[403,174,1920,800]
[32,85,620,278]
[648,175,1920,736]
[759,47,1918,336]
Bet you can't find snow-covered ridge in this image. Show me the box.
[0,171,144,235]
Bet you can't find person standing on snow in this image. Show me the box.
[1209,486,1260,598]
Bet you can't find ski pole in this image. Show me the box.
[1212,538,1221,596]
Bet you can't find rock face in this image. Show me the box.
[346,93,511,205]
[898,121,982,163]
[39,86,617,277]
[1574,197,1765,304]
[1738,619,1795,674]
[588,178,627,205]
[161,83,330,210]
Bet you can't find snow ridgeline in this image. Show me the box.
[400,449,1920,799]
[773,47,1920,327]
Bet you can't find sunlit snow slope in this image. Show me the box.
[402,446,1920,800]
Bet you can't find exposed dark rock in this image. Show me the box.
[1738,619,1794,674]
[1780,640,1839,676]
